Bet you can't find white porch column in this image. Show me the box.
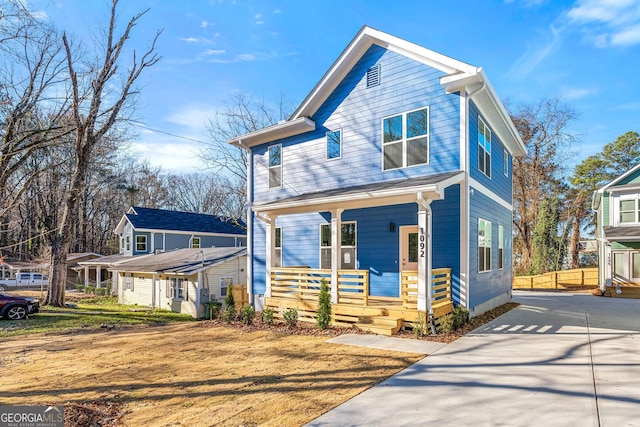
[264,214,277,298]
[330,209,344,304]
[417,196,433,317]
[96,266,102,288]
[84,266,90,287]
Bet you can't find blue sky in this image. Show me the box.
[34,0,640,172]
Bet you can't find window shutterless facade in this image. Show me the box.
[478,117,491,178]
[190,236,201,249]
[382,107,429,170]
[619,198,640,224]
[167,277,185,300]
[268,144,282,188]
[498,225,504,270]
[124,274,133,291]
[220,276,233,297]
[478,218,492,272]
[125,236,131,252]
[136,235,147,252]
[320,222,357,269]
[503,149,509,177]
[327,130,341,160]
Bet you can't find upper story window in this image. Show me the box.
[327,130,341,160]
[478,218,492,273]
[136,235,147,252]
[503,149,509,177]
[478,117,491,178]
[190,236,201,249]
[619,198,640,224]
[268,144,282,188]
[382,107,429,170]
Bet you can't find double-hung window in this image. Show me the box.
[190,236,201,249]
[382,107,429,170]
[619,198,640,224]
[220,277,233,297]
[268,144,282,188]
[320,222,357,269]
[478,219,492,272]
[503,149,509,177]
[327,130,341,160]
[136,235,147,252]
[478,117,491,178]
[124,274,133,291]
[168,277,185,300]
[125,236,131,252]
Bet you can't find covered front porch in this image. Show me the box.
[266,267,453,335]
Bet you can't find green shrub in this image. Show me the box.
[438,313,454,334]
[283,308,298,327]
[74,282,84,292]
[95,288,107,296]
[85,285,96,295]
[262,308,275,325]
[240,304,256,325]
[452,305,469,330]
[413,311,428,337]
[208,302,222,319]
[316,279,331,330]
[222,304,237,323]
[224,286,235,312]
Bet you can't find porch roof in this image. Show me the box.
[253,171,464,216]
[603,226,640,242]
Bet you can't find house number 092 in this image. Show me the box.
[419,227,426,258]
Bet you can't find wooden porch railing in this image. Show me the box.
[401,268,452,310]
[270,267,369,305]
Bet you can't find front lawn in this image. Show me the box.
[0,294,195,337]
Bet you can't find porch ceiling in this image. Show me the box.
[253,171,464,216]
[603,226,640,241]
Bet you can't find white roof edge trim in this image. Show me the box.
[131,228,245,238]
[253,172,465,213]
[227,116,315,148]
[291,25,478,120]
[598,163,640,193]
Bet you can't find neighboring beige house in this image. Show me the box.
[111,247,247,318]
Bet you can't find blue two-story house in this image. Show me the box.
[229,26,525,327]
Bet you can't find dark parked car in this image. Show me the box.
[0,293,40,320]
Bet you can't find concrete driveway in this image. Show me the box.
[308,291,640,426]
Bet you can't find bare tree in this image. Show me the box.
[165,172,244,219]
[510,97,578,275]
[44,0,160,306]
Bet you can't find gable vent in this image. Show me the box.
[366,64,380,88]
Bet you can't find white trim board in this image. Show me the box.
[469,178,512,211]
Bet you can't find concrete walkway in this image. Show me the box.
[309,291,640,426]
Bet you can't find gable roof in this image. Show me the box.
[228,25,525,156]
[111,247,246,275]
[592,163,640,209]
[114,207,246,236]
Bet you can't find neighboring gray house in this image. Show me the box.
[114,206,246,256]
[112,247,247,318]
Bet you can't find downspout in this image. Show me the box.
[237,140,254,306]
[417,192,435,335]
[461,79,487,311]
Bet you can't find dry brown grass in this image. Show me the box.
[0,322,422,426]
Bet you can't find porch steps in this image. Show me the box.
[356,315,402,336]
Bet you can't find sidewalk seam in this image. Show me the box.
[585,312,602,427]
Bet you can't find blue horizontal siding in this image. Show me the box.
[252,45,461,204]
[468,188,513,309]
[468,100,512,204]
[431,185,462,305]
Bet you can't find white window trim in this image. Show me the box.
[613,193,640,226]
[381,106,430,171]
[124,274,133,291]
[478,218,492,273]
[219,276,234,298]
[478,116,491,179]
[135,235,147,252]
[319,221,357,269]
[168,277,186,300]
[268,144,283,189]
[503,149,509,177]
[190,236,201,249]
[326,129,342,160]
[125,235,131,252]
[275,226,282,267]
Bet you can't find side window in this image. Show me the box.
[478,218,492,272]
[190,236,201,249]
[136,235,147,252]
[268,144,282,188]
[275,227,282,267]
[498,225,504,270]
[220,277,233,297]
[503,149,509,177]
[478,117,491,178]
[125,236,131,252]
